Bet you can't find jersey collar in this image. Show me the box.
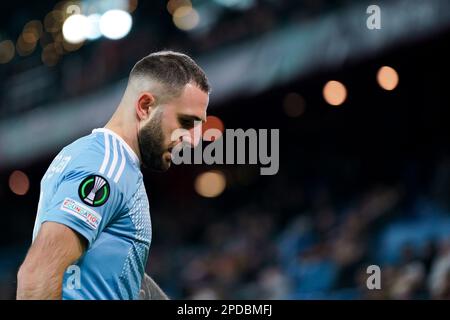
[92,128,140,166]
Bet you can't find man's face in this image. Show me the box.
[138,83,209,171]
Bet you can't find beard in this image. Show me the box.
[137,108,170,172]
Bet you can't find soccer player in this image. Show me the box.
[16,51,210,300]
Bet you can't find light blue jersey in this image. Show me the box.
[32,128,152,300]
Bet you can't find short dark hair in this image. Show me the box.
[129,51,210,103]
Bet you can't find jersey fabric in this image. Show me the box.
[32,128,152,300]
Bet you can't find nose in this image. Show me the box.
[181,132,197,148]
[178,128,201,148]
[170,126,202,150]
[188,126,203,147]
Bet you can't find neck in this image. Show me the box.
[104,108,142,163]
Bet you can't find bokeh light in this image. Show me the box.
[100,9,133,40]
[283,92,306,117]
[85,14,102,40]
[128,0,139,13]
[167,0,192,15]
[62,14,89,44]
[22,32,38,44]
[202,115,225,142]
[51,33,65,54]
[44,10,64,33]
[9,170,30,196]
[64,4,82,17]
[42,43,60,66]
[173,6,200,31]
[23,20,43,43]
[195,170,226,198]
[323,80,347,106]
[0,40,15,64]
[16,33,38,56]
[377,66,399,91]
[62,38,84,52]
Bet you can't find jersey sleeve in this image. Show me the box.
[39,166,126,247]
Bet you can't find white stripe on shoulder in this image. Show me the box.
[92,128,140,166]
[99,132,110,174]
[107,136,119,179]
[114,144,126,183]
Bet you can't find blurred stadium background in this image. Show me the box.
[1,0,450,299]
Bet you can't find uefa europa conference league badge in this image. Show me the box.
[78,175,110,207]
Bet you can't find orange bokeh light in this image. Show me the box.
[9,170,30,196]
[323,80,347,106]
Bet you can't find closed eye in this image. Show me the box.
[179,118,194,129]
[178,115,202,129]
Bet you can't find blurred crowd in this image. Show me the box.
[150,157,450,300]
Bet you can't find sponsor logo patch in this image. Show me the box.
[60,197,102,229]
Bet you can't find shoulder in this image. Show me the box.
[59,129,142,200]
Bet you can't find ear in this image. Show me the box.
[136,92,156,120]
